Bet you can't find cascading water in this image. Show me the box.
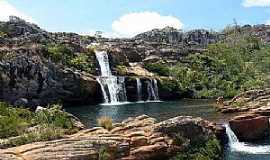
[147,79,160,101]
[225,124,270,154]
[136,78,142,101]
[118,76,127,102]
[153,79,159,100]
[95,51,127,105]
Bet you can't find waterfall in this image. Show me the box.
[95,51,127,104]
[225,124,239,145]
[153,79,159,100]
[225,124,270,154]
[147,79,160,101]
[95,51,112,76]
[136,78,142,101]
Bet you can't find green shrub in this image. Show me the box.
[144,63,171,76]
[160,78,182,96]
[70,53,94,72]
[2,126,64,148]
[45,43,72,63]
[0,102,77,146]
[171,138,222,160]
[35,105,74,129]
[116,65,128,75]
[98,146,110,160]
[0,102,33,138]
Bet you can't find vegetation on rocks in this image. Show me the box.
[46,43,73,63]
[144,63,171,76]
[0,102,78,147]
[116,65,128,75]
[148,33,269,98]
[44,43,96,73]
[171,138,222,160]
[69,53,95,73]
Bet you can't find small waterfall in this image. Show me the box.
[118,77,127,102]
[136,78,142,101]
[95,51,127,104]
[225,124,239,145]
[153,79,159,100]
[225,124,270,154]
[147,79,159,101]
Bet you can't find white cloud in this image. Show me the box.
[242,0,270,7]
[265,19,270,24]
[112,11,183,37]
[0,0,34,22]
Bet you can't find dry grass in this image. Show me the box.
[97,116,113,131]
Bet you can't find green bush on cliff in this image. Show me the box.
[144,63,171,76]
[69,53,95,73]
[144,33,268,98]
[45,43,73,63]
[45,43,96,73]
[168,34,267,98]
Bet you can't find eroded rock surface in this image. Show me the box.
[218,88,270,114]
[0,115,223,160]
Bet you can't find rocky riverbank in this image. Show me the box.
[216,88,270,141]
[217,88,270,114]
[0,114,224,160]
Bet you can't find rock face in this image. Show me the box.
[219,88,270,113]
[0,115,222,160]
[134,27,221,46]
[229,114,270,141]
[0,45,102,107]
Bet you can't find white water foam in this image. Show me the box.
[225,124,270,154]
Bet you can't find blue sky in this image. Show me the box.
[1,0,270,37]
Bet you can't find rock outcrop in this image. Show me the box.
[218,88,270,113]
[134,27,221,47]
[0,45,102,107]
[229,114,270,141]
[0,115,223,160]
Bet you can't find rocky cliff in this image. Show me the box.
[0,45,102,107]
[1,16,269,107]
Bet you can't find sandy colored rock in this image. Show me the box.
[0,115,221,160]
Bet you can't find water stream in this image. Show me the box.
[147,79,159,101]
[136,78,142,101]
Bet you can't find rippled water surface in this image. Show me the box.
[65,99,230,127]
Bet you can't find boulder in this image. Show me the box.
[13,98,28,106]
[229,114,270,141]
